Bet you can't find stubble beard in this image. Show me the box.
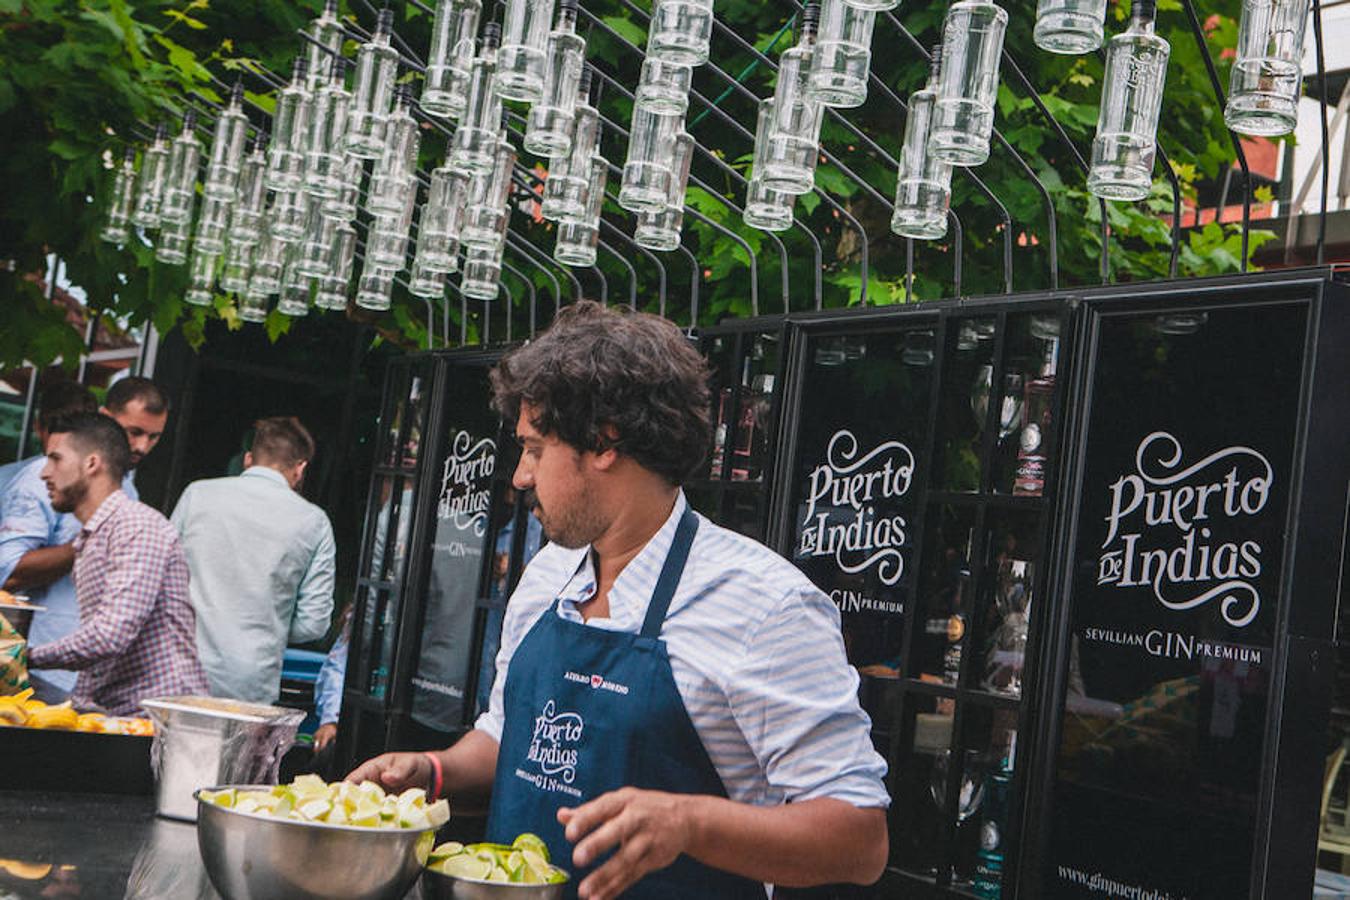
[529,489,606,550]
[49,477,87,514]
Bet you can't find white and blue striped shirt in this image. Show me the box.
[475,492,890,811]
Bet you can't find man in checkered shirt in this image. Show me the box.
[27,413,208,716]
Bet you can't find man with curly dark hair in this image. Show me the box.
[352,302,888,900]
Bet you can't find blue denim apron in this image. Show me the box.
[486,509,765,899]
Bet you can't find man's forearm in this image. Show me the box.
[682,796,888,887]
[3,544,75,591]
[432,729,500,806]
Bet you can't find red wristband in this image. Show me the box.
[423,751,444,799]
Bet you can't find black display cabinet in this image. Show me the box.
[338,270,1350,900]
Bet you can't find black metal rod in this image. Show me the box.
[507,231,574,314]
[905,237,914,302]
[597,237,638,309]
[500,259,534,343]
[503,236,560,332]
[997,47,1111,283]
[1154,139,1183,278]
[1313,0,1329,265]
[948,210,964,296]
[1180,0,1251,271]
[587,264,609,305]
[671,240,701,325]
[600,216,668,313]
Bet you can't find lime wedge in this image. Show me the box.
[511,832,550,862]
[434,855,493,880]
[428,841,464,863]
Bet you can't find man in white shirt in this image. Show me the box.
[171,416,335,704]
[350,302,888,900]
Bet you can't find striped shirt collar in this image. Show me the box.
[77,489,129,550]
[555,491,688,631]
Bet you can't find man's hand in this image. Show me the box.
[345,752,432,794]
[313,723,337,751]
[558,788,695,900]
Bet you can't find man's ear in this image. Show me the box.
[83,451,103,479]
[291,459,309,489]
[243,451,254,469]
[591,424,622,471]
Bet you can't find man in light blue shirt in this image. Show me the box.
[0,378,160,700]
[171,416,336,705]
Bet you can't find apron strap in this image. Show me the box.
[639,507,700,640]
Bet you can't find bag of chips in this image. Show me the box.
[0,613,29,696]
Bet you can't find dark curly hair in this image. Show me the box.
[490,302,711,486]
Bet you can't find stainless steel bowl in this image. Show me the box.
[195,785,433,900]
[420,869,566,900]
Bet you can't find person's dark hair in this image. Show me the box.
[490,301,711,485]
[46,412,132,482]
[250,416,316,467]
[105,376,170,416]
[37,381,97,433]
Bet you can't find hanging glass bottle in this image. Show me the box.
[408,257,448,298]
[306,0,344,90]
[463,125,517,249]
[1087,0,1169,200]
[132,125,171,230]
[265,58,314,192]
[892,47,953,239]
[461,242,505,300]
[368,88,421,215]
[205,83,250,200]
[763,4,824,195]
[451,23,504,175]
[368,180,417,269]
[745,103,795,232]
[185,250,218,306]
[316,274,349,310]
[807,0,876,108]
[249,229,287,295]
[277,257,312,317]
[1225,0,1309,135]
[930,0,1008,167]
[635,131,694,251]
[556,155,606,266]
[161,110,202,226]
[1034,0,1107,53]
[229,135,269,243]
[194,196,232,254]
[238,284,272,322]
[270,190,310,243]
[156,213,192,265]
[524,0,585,156]
[422,0,483,119]
[347,9,400,159]
[842,0,898,9]
[331,219,359,286]
[297,201,340,277]
[220,238,253,293]
[323,153,364,221]
[542,69,598,221]
[619,106,680,212]
[635,57,693,116]
[100,148,138,245]
[420,164,469,271]
[355,259,397,310]
[498,0,557,102]
[306,57,352,199]
[647,0,715,67]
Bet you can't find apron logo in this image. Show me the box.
[526,700,583,784]
[564,670,632,695]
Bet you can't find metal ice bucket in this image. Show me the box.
[142,696,304,822]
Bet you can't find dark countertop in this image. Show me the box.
[0,791,437,900]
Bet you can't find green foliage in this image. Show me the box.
[0,0,1273,368]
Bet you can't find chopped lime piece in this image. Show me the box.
[425,799,450,828]
[428,841,464,863]
[546,868,569,884]
[435,855,493,880]
[511,832,549,862]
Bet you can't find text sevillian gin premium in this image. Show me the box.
[1087,0,1169,201]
